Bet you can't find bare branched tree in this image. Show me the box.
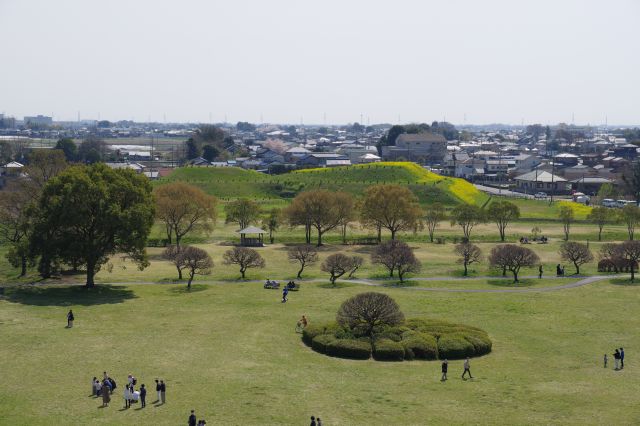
[287,245,319,279]
[223,246,265,279]
[321,253,362,286]
[489,244,540,283]
[454,243,482,276]
[559,241,593,275]
[336,292,405,337]
[371,240,421,282]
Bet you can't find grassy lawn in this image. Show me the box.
[1,278,639,425]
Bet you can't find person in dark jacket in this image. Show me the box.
[620,347,625,369]
[613,349,621,370]
[441,359,448,381]
[160,380,166,403]
[310,416,316,426]
[189,410,197,426]
[139,384,147,408]
[155,379,161,402]
[67,310,74,328]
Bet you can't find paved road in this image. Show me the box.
[474,184,533,199]
[99,274,617,294]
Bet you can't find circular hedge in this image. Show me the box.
[302,318,491,361]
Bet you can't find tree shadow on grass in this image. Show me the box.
[168,284,209,294]
[487,278,534,288]
[610,278,640,286]
[2,285,136,306]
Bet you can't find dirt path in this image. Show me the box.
[97,274,616,293]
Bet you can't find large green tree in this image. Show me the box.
[54,138,78,161]
[29,164,155,287]
[487,201,520,242]
[360,184,422,241]
[450,204,485,241]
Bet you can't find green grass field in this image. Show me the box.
[1,277,639,425]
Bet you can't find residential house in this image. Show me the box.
[514,170,570,194]
[381,133,447,164]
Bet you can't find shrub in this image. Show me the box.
[325,339,372,360]
[463,333,492,356]
[311,334,335,354]
[402,333,438,360]
[373,338,405,361]
[302,322,341,346]
[437,334,476,359]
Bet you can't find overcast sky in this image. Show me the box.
[1,0,638,125]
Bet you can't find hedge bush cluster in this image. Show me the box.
[303,319,491,362]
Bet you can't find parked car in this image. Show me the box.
[616,200,637,208]
[602,198,617,208]
[574,195,590,205]
[534,192,547,199]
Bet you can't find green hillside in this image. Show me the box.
[158,162,489,206]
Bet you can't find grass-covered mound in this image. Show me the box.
[302,318,492,361]
[158,162,488,206]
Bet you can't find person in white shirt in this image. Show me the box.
[123,386,131,409]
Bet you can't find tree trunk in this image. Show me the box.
[316,229,323,247]
[512,269,519,283]
[342,224,347,244]
[377,226,381,243]
[502,266,506,276]
[240,267,246,279]
[166,223,172,244]
[297,264,304,279]
[177,266,183,280]
[575,263,580,275]
[398,271,404,283]
[598,226,603,241]
[187,272,193,290]
[175,233,182,248]
[20,255,27,277]
[390,228,396,240]
[429,230,434,243]
[269,229,274,244]
[463,262,468,276]
[86,260,96,288]
[499,225,505,242]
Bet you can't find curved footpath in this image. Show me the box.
[99,274,618,294]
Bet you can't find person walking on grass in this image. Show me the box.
[604,354,608,368]
[66,310,74,328]
[538,264,543,279]
[139,384,146,408]
[441,359,448,381]
[620,347,625,369]
[189,410,197,426]
[462,357,473,379]
[155,379,161,402]
[282,286,289,303]
[613,349,620,370]
[160,380,166,404]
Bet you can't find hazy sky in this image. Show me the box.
[1,0,639,125]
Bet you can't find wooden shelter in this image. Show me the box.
[237,226,266,247]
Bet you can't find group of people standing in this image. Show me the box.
[605,348,625,370]
[441,358,473,381]
[556,264,566,276]
[93,371,166,409]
